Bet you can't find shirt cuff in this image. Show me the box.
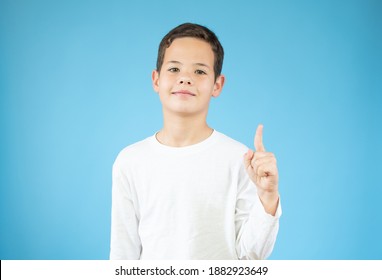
[254,192,282,221]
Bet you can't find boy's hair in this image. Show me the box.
[156,23,224,81]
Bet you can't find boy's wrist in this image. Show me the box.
[257,190,279,216]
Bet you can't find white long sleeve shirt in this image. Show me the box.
[110,130,281,260]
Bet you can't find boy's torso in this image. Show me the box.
[115,131,252,259]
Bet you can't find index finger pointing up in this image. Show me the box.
[254,124,266,152]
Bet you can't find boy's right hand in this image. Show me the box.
[243,124,279,215]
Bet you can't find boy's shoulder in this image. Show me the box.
[113,135,154,167]
[214,130,248,153]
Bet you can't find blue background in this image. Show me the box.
[1,0,381,259]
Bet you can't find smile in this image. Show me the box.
[172,90,196,96]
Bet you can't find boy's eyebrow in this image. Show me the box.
[165,60,211,69]
[166,60,182,65]
[194,63,210,69]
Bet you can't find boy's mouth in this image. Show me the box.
[172,90,196,96]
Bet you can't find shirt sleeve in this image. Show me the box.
[109,159,142,259]
[234,163,282,260]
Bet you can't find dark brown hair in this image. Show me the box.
[156,23,224,81]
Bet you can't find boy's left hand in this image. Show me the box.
[244,124,279,215]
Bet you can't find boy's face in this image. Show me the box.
[152,37,225,118]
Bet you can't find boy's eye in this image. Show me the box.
[168,67,180,73]
[195,69,207,75]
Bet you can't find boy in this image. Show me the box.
[110,23,281,260]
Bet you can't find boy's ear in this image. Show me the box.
[212,74,225,97]
[152,70,160,93]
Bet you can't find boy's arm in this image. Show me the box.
[235,180,281,259]
[110,161,141,259]
[236,124,281,259]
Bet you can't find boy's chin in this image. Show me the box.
[165,107,207,117]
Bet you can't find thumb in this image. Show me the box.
[254,124,266,152]
[243,149,254,170]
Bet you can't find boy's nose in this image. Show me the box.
[178,77,193,86]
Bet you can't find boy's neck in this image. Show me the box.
[156,114,213,147]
